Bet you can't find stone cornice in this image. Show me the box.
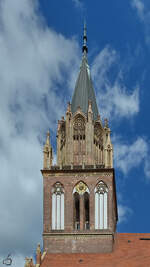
[41,167,114,175]
[43,231,114,238]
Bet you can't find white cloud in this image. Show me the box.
[118,204,132,224]
[132,0,150,44]
[0,0,148,261]
[72,0,84,9]
[92,46,139,120]
[0,0,80,260]
[144,157,150,179]
[132,0,145,19]
[92,46,117,87]
[113,135,150,180]
[114,137,148,175]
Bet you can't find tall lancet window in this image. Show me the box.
[73,181,90,230]
[95,181,108,230]
[52,182,64,230]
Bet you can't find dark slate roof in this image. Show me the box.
[71,54,99,120]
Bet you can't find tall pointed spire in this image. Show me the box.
[71,23,99,120]
[82,21,88,54]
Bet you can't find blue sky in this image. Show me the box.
[0,0,150,265]
[40,0,150,232]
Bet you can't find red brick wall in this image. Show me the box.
[41,233,150,267]
[43,234,113,253]
[42,168,117,253]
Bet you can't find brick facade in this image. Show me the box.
[43,233,114,254]
[42,167,117,253]
[24,25,150,267]
[41,30,117,254]
[40,233,150,267]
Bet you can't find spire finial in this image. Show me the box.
[82,20,88,54]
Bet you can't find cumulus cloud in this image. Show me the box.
[114,137,148,175]
[0,0,148,263]
[118,204,132,224]
[92,46,139,120]
[0,0,80,261]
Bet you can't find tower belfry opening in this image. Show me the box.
[74,192,80,230]
[84,192,90,230]
[42,23,118,254]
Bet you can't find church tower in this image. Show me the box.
[41,24,118,253]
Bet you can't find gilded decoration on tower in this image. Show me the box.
[75,181,87,195]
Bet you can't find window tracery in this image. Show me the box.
[73,181,90,230]
[73,116,86,164]
[73,116,85,140]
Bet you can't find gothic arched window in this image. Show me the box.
[52,182,64,230]
[74,192,80,230]
[95,181,108,230]
[73,116,86,164]
[73,116,85,140]
[73,181,90,230]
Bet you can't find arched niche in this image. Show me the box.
[73,115,85,140]
[95,181,108,230]
[73,181,90,230]
[52,182,64,230]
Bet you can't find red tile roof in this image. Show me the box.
[40,233,150,267]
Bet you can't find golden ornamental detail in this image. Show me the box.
[75,182,87,195]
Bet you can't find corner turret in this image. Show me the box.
[43,131,53,169]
